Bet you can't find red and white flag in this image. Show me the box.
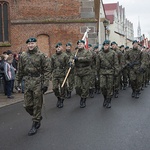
[82,27,91,49]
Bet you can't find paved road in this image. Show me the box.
[0,86,150,150]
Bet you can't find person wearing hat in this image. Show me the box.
[126,40,146,98]
[15,37,51,136]
[96,40,120,108]
[93,45,101,94]
[87,44,96,98]
[50,42,69,108]
[70,40,92,108]
[111,41,124,96]
[65,42,74,98]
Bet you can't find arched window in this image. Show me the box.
[0,2,9,42]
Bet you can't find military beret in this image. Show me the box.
[66,42,72,47]
[125,46,129,49]
[55,42,62,48]
[132,40,138,44]
[94,45,98,50]
[77,40,85,44]
[120,45,124,48]
[111,41,117,46]
[103,40,110,45]
[88,44,92,47]
[26,37,37,44]
[7,50,13,55]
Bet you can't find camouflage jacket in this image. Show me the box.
[51,51,68,78]
[96,48,120,75]
[73,48,92,76]
[15,47,50,87]
[126,48,146,70]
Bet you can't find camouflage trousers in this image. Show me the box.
[75,75,90,98]
[52,77,66,99]
[129,70,143,92]
[66,73,74,92]
[89,72,95,89]
[100,74,114,99]
[24,77,43,123]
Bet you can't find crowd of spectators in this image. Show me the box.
[0,50,24,99]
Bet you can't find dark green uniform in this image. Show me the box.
[126,41,146,98]
[51,51,68,107]
[96,44,120,108]
[15,46,50,133]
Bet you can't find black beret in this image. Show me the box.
[66,42,72,47]
[7,50,13,55]
[132,40,138,44]
[125,46,129,49]
[103,40,110,45]
[26,37,37,44]
[111,41,117,46]
[55,42,62,48]
[77,40,85,44]
[120,45,124,48]
[88,44,92,47]
[94,45,98,50]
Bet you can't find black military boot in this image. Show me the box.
[67,91,71,99]
[80,98,86,108]
[35,116,42,129]
[58,99,64,108]
[135,91,140,99]
[114,90,119,98]
[89,89,94,98]
[28,122,37,136]
[56,97,61,108]
[103,95,107,107]
[97,88,101,94]
[106,98,111,108]
[131,90,135,98]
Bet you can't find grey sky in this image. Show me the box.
[103,0,150,38]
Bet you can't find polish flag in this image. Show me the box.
[82,27,91,49]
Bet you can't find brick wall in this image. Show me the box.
[0,0,99,55]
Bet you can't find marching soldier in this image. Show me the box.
[88,44,96,98]
[96,40,120,108]
[93,45,101,94]
[111,41,123,97]
[65,42,74,98]
[71,40,92,108]
[126,40,146,98]
[50,43,68,108]
[15,37,50,136]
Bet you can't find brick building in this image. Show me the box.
[0,0,100,56]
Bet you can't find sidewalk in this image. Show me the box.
[0,82,53,108]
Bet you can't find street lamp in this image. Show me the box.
[103,20,108,40]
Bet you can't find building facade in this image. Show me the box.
[0,0,100,55]
[104,2,134,47]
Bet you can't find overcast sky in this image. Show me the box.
[103,0,150,38]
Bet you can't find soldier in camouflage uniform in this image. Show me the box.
[71,40,92,108]
[65,42,74,98]
[50,43,68,108]
[88,44,96,98]
[96,40,120,108]
[126,40,146,98]
[120,45,128,90]
[93,45,101,94]
[15,37,50,136]
[111,42,123,98]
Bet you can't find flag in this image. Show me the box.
[82,27,91,49]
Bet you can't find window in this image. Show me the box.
[0,2,9,42]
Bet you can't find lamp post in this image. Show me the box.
[103,20,108,40]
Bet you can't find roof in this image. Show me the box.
[106,15,114,24]
[104,3,118,11]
